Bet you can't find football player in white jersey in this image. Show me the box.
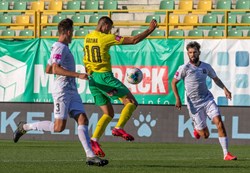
[13,18,108,166]
[172,41,237,161]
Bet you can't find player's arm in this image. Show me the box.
[212,77,232,100]
[122,19,157,45]
[45,64,52,74]
[52,63,89,80]
[45,59,53,74]
[171,78,182,110]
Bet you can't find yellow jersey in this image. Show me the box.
[83,30,124,74]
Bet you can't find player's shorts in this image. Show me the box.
[89,72,130,106]
[188,100,220,130]
[53,91,85,120]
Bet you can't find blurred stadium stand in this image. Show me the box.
[0,0,250,39]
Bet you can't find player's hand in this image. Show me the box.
[78,73,90,80]
[149,19,157,32]
[175,100,182,110]
[224,88,232,100]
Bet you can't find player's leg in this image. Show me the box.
[88,74,114,157]
[190,108,209,139]
[69,93,108,166]
[74,113,108,166]
[212,115,236,160]
[92,102,114,140]
[90,102,113,157]
[111,91,137,141]
[88,90,113,157]
[13,119,65,143]
[13,97,67,143]
[207,100,237,160]
[97,73,137,141]
[117,92,138,128]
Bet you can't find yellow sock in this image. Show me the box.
[92,114,112,139]
[116,103,136,128]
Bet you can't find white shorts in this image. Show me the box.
[189,100,220,130]
[53,91,85,120]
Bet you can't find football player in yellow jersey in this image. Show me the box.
[83,16,157,157]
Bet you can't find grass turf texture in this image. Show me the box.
[0,140,249,173]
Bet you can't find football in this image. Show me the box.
[126,67,143,84]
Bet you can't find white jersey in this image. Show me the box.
[174,61,217,113]
[49,42,77,94]
[48,42,85,119]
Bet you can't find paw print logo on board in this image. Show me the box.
[133,112,157,137]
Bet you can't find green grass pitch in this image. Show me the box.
[0,140,249,173]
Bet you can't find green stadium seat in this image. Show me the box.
[1,30,15,36]
[217,14,237,30]
[75,29,89,36]
[89,15,103,23]
[188,30,204,37]
[103,0,118,10]
[41,29,52,36]
[0,15,12,30]
[14,2,27,10]
[212,0,232,15]
[141,15,161,29]
[208,30,224,37]
[80,0,99,15]
[156,0,175,14]
[71,15,85,29]
[0,2,9,15]
[222,14,237,24]
[198,14,218,30]
[145,15,161,23]
[52,14,66,23]
[71,14,85,23]
[150,30,165,36]
[169,29,184,36]
[85,15,104,30]
[228,30,243,37]
[19,29,33,36]
[99,0,118,15]
[9,2,27,15]
[47,14,66,29]
[131,29,144,36]
[231,0,250,15]
[62,1,81,15]
[236,14,250,30]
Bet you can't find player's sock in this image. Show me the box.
[78,125,95,158]
[23,121,54,132]
[116,103,136,128]
[92,114,112,139]
[219,136,229,156]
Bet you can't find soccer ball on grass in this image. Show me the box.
[126,67,143,84]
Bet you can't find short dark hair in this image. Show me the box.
[186,41,201,51]
[98,16,113,26]
[58,18,73,35]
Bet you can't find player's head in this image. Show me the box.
[186,41,201,64]
[58,18,74,43]
[97,16,113,34]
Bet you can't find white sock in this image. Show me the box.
[78,125,95,158]
[219,137,228,156]
[23,121,54,132]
